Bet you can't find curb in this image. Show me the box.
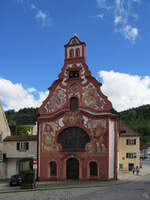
[0,180,130,194]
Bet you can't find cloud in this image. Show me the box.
[31,4,36,9]
[16,1,51,27]
[36,10,47,20]
[97,0,111,10]
[97,0,140,42]
[122,25,138,42]
[94,13,104,20]
[98,70,150,112]
[31,5,51,26]
[0,78,48,111]
[114,16,123,24]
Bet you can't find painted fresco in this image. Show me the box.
[63,112,83,126]
[70,83,79,92]
[82,83,105,110]
[45,85,66,113]
[86,119,107,153]
[42,123,59,152]
[68,84,81,99]
[42,113,107,154]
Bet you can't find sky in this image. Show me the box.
[0,0,150,112]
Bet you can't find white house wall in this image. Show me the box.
[4,141,37,158]
[7,159,17,178]
[0,163,7,179]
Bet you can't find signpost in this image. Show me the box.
[28,154,37,184]
[33,158,37,183]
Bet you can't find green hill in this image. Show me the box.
[120,104,150,145]
[5,107,38,126]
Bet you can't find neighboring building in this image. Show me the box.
[38,35,119,181]
[0,100,11,179]
[118,121,140,171]
[141,144,150,160]
[3,135,37,178]
[0,101,38,179]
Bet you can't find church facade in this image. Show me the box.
[38,35,119,181]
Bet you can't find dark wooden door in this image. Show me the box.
[66,158,79,179]
[128,163,134,171]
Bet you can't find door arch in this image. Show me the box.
[66,158,79,179]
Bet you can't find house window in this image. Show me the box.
[16,142,29,151]
[70,97,78,112]
[69,70,79,78]
[120,130,126,134]
[119,163,123,169]
[126,153,137,159]
[126,139,136,145]
[89,162,98,176]
[50,161,57,176]
[0,134,2,142]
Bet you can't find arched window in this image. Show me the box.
[58,127,90,151]
[70,97,78,112]
[50,161,57,176]
[76,48,80,57]
[90,162,98,176]
[69,49,74,58]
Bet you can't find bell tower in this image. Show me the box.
[64,34,86,64]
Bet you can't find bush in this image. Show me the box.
[20,170,36,189]
[16,125,33,135]
[20,170,35,184]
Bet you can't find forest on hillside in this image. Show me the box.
[5,105,150,145]
[5,108,38,126]
[120,104,150,145]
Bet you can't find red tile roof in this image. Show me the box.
[140,143,150,150]
[4,135,37,142]
[120,121,140,137]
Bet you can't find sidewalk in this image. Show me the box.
[118,160,150,181]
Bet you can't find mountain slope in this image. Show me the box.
[120,104,150,145]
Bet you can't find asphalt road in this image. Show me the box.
[73,175,150,200]
[0,175,150,200]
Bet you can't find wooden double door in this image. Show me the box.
[66,158,79,180]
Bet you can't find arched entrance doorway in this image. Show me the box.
[66,158,79,179]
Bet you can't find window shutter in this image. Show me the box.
[134,139,136,145]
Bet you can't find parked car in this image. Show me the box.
[9,174,22,186]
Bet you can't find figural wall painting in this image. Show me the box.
[42,113,108,154]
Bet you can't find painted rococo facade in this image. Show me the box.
[38,35,119,181]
